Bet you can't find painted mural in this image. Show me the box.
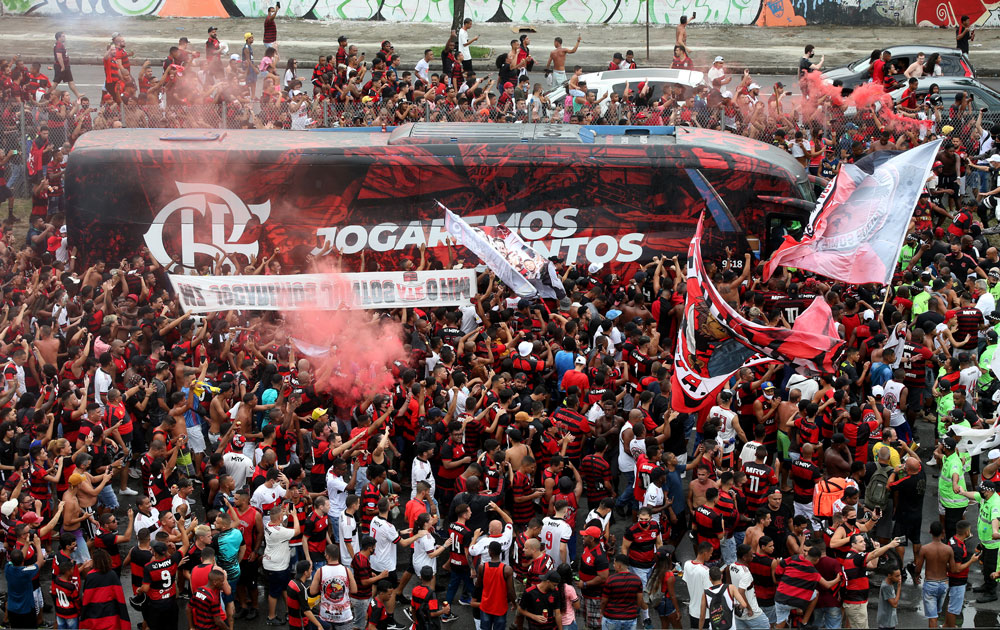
[2,0,994,27]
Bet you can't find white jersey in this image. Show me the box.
[881,380,906,427]
[339,511,357,563]
[369,515,400,572]
[584,508,611,534]
[251,483,286,525]
[412,533,437,575]
[642,483,665,512]
[708,405,738,452]
[618,422,637,473]
[470,523,514,565]
[960,366,983,404]
[222,453,254,489]
[729,562,765,619]
[318,563,353,623]
[540,516,572,567]
[411,457,436,499]
[326,472,349,517]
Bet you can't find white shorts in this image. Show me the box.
[185,425,207,454]
[553,70,567,85]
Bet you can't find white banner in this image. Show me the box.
[170,270,476,313]
[951,421,1000,456]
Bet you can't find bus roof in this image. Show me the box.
[70,124,808,186]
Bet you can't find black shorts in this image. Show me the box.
[54,67,73,83]
[0,187,10,203]
[265,567,289,598]
[892,512,922,544]
[238,559,259,587]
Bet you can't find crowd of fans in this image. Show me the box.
[0,14,999,630]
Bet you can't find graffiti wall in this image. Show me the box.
[1,0,994,26]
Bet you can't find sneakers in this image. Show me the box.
[402,607,413,622]
[458,596,472,606]
[245,608,259,621]
[440,613,457,623]
[128,467,142,479]
[265,617,284,626]
[977,592,998,604]
[387,624,408,630]
[120,487,138,496]
[643,619,652,629]
[925,458,937,466]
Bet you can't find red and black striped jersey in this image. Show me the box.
[511,531,533,578]
[351,552,374,599]
[360,481,380,535]
[775,554,820,610]
[286,579,310,629]
[623,521,660,568]
[580,453,612,503]
[128,546,153,593]
[742,461,777,510]
[189,585,224,630]
[302,511,330,556]
[51,576,80,619]
[526,554,554,587]
[80,569,131,630]
[789,459,822,504]
[693,505,723,553]
[94,529,123,571]
[511,471,537,526]
[749,553,776,606]
[143,552,182,600]
[841,551,869,604]
[551,407,589,461]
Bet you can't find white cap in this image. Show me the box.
[517,341,533,357]
[574,355,586,365]
[230,53,241,61]
[588,262,603,274]
[0,499,16,517]
[714,55,724,63]
[988,154,1000,164]
[872,385,884,397]
[748,82,760,90]
[862,309,875,321]
[989,448,1000,460]
[721,90,733,99]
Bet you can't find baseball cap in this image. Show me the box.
[762,381,775,391]
[208,25,217,32]
[20,511,43,525]
[126,293,139,302]
[714,55,724,63]
[989,448,1000,460]
[580,526,602,538]
[606,309,622,320]
[991,269,1000,277]
[543,571,561,583]
[230,53,241,61]
[503,81,514,89]
[517,298,531,310]
[943,437,958,450]
[517,341,533,357]
[46,235,61,252]
[245,32,253,39]
[588,262,603,274]
[232,434,246,448]
[68,472,85,486]
[574,356,586,366]
[981,480,996,492]
[871,385,884,397]
[0,499,17,517]
[748,82,760,90]
[559,297,572,309]
[721,90,733,99]
[311,408,329,421]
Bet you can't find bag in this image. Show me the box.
[706,583,734,630]
[813,477,847,518]
[865,463,893,510]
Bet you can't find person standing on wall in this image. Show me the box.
[956,15,974,56]
[264,5,279,50]
[458,18,478,75]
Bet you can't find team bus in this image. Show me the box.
[65,123,814,274]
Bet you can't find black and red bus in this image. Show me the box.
[65,123,813,274]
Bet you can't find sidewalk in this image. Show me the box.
[3,15,1000,74]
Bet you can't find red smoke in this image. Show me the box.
[798,71,931,134]
[279,264,406,406]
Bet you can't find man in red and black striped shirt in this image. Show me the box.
[94,509,133,576]
[600,555,644,624]
[511,518,542,591]
[789,444,822,524]
[286,561,322,630]
[580,439,614,506]
[622,505,660,624]
[512,457,543,528]
[551,396,589,463]
[693,488,724,562]
[774,545,841,628]
[360,464,385,536]
[841,532,901,629]
[742,446,777,512]
[188,569,227,630]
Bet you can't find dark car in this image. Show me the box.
[823,45,975,91]
[887,77,1000,132]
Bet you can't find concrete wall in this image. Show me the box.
[1,0,993,27]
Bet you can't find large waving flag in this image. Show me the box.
[442,203,566,300]
[671,215,845,411]
[763,140,942,286]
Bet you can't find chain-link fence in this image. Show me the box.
[0,90,984,199]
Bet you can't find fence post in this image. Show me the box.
[323,103,329,128]
[527,105,533,123]
[18,104,28,198]
[424,101,431,121]
[221,101,228,129]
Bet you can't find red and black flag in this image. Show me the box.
[80,569,132,630]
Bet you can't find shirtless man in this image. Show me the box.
[75,452,116,514]
[504,427,533,472]
[675,14,694,49]
[744,508,770,554]
[545,35,581,86]
[33,325,60,367]
[717,252,751,307]
[913,521,953,627]
[686,465,718,512]
[62,472,99,563]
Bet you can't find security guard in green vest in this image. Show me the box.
[980,330,1000,416]
[958,480,1000,602]
[989,268,1000,304]
[939,437,971,541]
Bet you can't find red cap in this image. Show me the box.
[20,511,43,526]
[46,235,60,253]
[503,82,514,89]
[126,293,139,302]
[579,526,603,538]
[933,161,943,168]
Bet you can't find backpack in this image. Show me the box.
[706,583,734,630]
[865,463,893,510]
[813,477,847,518]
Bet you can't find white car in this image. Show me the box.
[544,68,705,114]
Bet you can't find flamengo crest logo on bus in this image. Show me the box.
[143,182,271,272]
